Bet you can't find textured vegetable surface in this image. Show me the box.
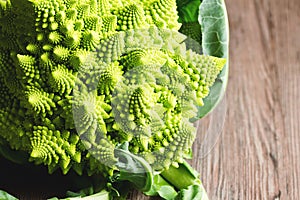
[0,190,18,200]
[197,0,229,118]
[0,0,228,199]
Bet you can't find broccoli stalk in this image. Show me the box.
[161,162,201,190]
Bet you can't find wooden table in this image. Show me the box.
[1,0,299,199]
[192,0,299,199]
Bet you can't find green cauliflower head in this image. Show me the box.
[0,0,225,177]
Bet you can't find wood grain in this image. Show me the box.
[192,0,300,200]
[1,0,299,199]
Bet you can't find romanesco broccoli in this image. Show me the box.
[0,0,226,199]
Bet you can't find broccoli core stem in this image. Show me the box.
[160,161,201,190]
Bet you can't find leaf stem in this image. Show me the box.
[160,161,201,190]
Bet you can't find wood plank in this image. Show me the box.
[193,0,300,199]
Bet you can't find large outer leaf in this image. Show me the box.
[0,190,18,200]
[197,0,229,119]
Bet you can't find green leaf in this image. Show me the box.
[0,190,18,200]
[147,161,210,200]
[114,146,153,192]
[197,0,230,118]
[176,0,202,23]
[175,184,209,200]
[144,175,177,200]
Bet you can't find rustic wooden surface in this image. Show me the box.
[1,0,299,199]
[195,0,300,199]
